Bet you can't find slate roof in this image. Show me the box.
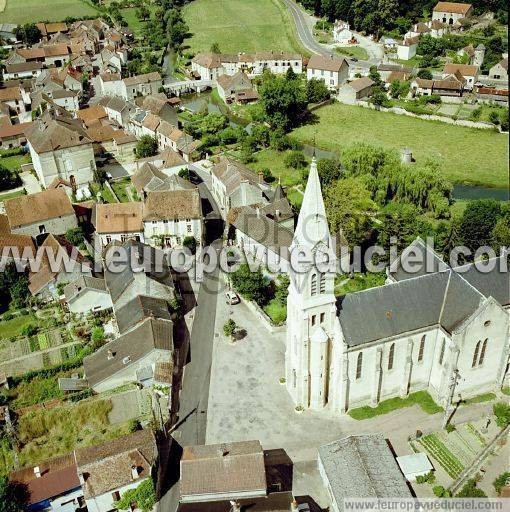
[75,429,157,499]
[180,440,267,499]
[64,275,108,302]
[115,294,172,334]
[5,188,75,228]
[143,189,202,221]
[10,454,80,506]
[318,435,411,511]
[213,156,261,194]
[83,317,173,387]
[338,270,484,346]
[132,162,192,194]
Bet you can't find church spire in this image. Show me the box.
[292,157,330,250]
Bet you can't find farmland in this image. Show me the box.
[0,0,98,24]
[292,103,509,188]
[182,0,303,54]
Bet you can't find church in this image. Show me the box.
[285,159,510,413]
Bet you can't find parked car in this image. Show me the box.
[226,291,240,305]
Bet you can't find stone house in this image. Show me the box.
[442,63,478,89]
[120,72,162,101]
[337,77,374,104]
[98,72,123,96]
[100,95,135,127]
[93,202,144,248]
[24,113,96,188]
[432,2,473,25]
[0,86,27,118]
[489,57,508,80]
[397,37,419,61]
[307,54,349,91]
[0,122,32,149]
[131,160,190,198]
[75,430,158,512]
[142,189,203,248]
[4,188,77,236]
[64,276,113,315]
[3,62,44,80]
[216,71,254,103]
[333,20,354,44]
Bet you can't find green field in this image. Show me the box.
[292,103,509,188]
[121,6,157,38]
[0,314,37,340]
[182,0,303,54]
[0,0,98,24]
[335,45,369,61]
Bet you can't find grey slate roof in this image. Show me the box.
[83,317,172,387]
[115,294,172,334]
[318,435,411,511]
[338,270,484,346]
[64,276,108,302]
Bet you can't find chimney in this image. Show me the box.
[34,466,41,478]
[107,349,114,360]
[131,465,139,480]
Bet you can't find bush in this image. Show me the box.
[488,111,500,125]
[456,478,486,497]
[416,471,435,484]
[21,324,38,337]
[2,313,14,321]
[284,150,307,170]
[433,485,451,497]
[114,478,156,512]
[135,135,158,159]
[223,319,237,338]
[65,227,85,246]
[230,264,268,305]
[493,402,510,428]
[445,423,456,433]
[182,236,197,255]
[493,472,510,495]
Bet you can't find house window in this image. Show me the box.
[388,343,395,370]
[356,352,363,380]
[479,339,488,365]
[320,312,325,323]
[471,340,481,368]
[418,335,425,363]
[439,339,446,365]
[106,235,112,244]
[310,273,317,296]
[311,315,316,326]
[187,224,192,233]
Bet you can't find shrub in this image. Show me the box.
[2,313,14,321]
[114,478,156,512]
[456,479,486,497]
[284,150,307,169]
[445,423,456,433]
[433,485,451,497]
[135,135,158,159]
[488,111,500,125]
[493,402,510,427]
[223,319,237,338]
[21,324,38,337]
[493,472,510,495]
[182,236,197,255]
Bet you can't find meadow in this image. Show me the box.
[292,103,509,188]
[0,0,98,24]
[182,0,303,54]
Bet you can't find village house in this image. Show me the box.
[442,63,478,89]
[377,63,412,82]
[0,86,27,120]
[132,160,191,198]
[93,201,144,247]
[100,95,135,127]
[333,20,354,44]
[64,276,113,315]
[98,72,123,96]
[432,2,473,25]
[75,429,159,512]
[318,435,412,512]
[0,214,36,263]
[191,51,303,81]
[27,233,91,299]
[337,77,374,104]
[4,188,77,236]
[307,54,349,91]
[25,113,96,188]
[135,93,179,126]
[3,61,44,80]
[475,86,509,106]
[120,72,162,100]
[411,76,465,98]
[405,20,447,40]
[0,122,32,149]
[397,36,419,61]
[143,189,203,248]
[489,57,508,80]
[216,71,256,104]
[9,453,84,512]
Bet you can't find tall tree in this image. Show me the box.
[460,199,502,254]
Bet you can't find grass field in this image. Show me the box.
[0,0,98,24]
[292,103,509,188]
[334,45,369,61]
[121,6,157,39]
[182,0,304,54]
[0,314,37,339]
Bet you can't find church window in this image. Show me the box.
[479,339,488,366]
[311,315,316,326]
[356,352,363,380]
[293,369,296,388]
[439,339,446,365]
[388,343,395,370]
[311,273,317,296]
[319,274,326,293]
[418,335,426,362]
[320,312,325,323]
[472,341,481,368]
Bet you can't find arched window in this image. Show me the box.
[356,352,363,380]
[418,335,425,363]
[310,273,317,296]
[479,339,488,366]
[388,343,395,370]
[319,273,326,294]
[439,339,446,365]
[472,341,481,368]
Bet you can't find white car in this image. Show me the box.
[225,291,240,305]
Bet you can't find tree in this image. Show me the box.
[178,168,191,181]
[183,236,197,254]
[317,158,342,186]
[91,327,105,350]
[284,150,307,169]
[493,472,510,495]
[274,275,290,305]
[136,4,150,21]
[231,264,268,305]
[493,402,510,428]
[460,199,502,254]
[492,209,510,250]
[259,73,307,131]
[417,68,433,80]
[390,79,410,99]
[65,227,85,246]
[210,42,221,54]
[368,66,382,86]
[456,479,487,498]
[371,86,390,107]
[0,165,22,192]
[135,135,158,159]
[324,177,377,246]
[223,319,237,338]
[0,262,29,313]
[114,478,156,512]
[0,477,28,512]
[13,23,41,44]
[306,78,330,103]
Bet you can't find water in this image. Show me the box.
[452,185,509,202]
[302,144,338,160]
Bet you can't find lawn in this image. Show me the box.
[121,6,156,39]
[292,103,509,188]
[0,153,31,172]
[111,177,134,203]
[0,314,38,340]
[348,391,443,420]
[0,188,25,201]
[334,45,369,61]
[263,298,287,325]
[334,272,386,296]
[0,0,98,24]
[182,0,304,54]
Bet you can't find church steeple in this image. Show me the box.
[292,157,331,251]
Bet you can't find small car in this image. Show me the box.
[225,291,240,305]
